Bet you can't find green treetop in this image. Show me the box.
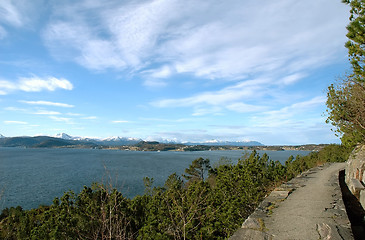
[343,0,365,81]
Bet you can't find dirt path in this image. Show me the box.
[264,162,349,239]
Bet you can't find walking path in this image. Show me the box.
[230,163,353,239]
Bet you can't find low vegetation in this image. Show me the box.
[0,144,350,240]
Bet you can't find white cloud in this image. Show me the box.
[279,73,307,85]
[82,116,97,120]
[111,120,129,123]
[252,96,327,128]
[4,120,28,124]
[4,106,27,112]
[49,116,73,123]
[66,112,82,116]
[150,77,270,110]
[20,100,74,108]
[0,80,16,93]
[18,76,73,92]
[34,110,61,115]
[42,0,347,82]
[149,65,173,79]
[0,76,73,95]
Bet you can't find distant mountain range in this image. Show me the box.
[0,133,263,148]
[53,133,143,146]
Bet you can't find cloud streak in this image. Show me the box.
[0,76,73,95]
[111,120,129,123]
[4,120,28,124]
[20,100,74,108]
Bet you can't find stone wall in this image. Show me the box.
[345,145,365,208]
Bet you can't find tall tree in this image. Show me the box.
[326,0,365,147]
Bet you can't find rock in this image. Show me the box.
[345,144,365,210]
[316,223,332,240]
[349,178,365,198]
[241,217,262,230]
[345,145,365,189]
[269,190,290,199]
[316,223,351,240]
[229,228,273,240]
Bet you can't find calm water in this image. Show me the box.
[0,147,310,210]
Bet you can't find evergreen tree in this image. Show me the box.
[326,0,365,147]
[183,157,211,182]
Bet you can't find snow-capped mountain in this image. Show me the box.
[53,133,262,146]
[100,136,142,146]
[103,136,141,142]
[0,133,5,138]
[187,139,263,146]
[54,133,142,146]
[54,133,74,140]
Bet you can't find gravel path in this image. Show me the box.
[265,162,349,239]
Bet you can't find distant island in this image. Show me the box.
[0,134,327,151]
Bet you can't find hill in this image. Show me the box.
[0,136,96,148]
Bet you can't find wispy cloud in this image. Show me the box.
[0,0,42,38]
[20,100,74,108]
[151,78,269,108]
[66,112,82,116]
[0,0,23,27]
[4,106,27,112]
[49,116,74,124]
[82,116,97,120]
[33,110,61,115]
[226,103,268,113]
[0,76,73,95]
[111,120,129,123]
[42,0,347,82]
[4,120,28,124]
[252,96,327,128]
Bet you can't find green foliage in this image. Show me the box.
[343,0,365,81]
[326,81,365,147]
[183,157,211,182]
[0,146,349,239]
[326,0,365,147]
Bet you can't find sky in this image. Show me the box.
[0,0,352,145]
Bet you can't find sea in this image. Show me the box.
[0,147,311,210]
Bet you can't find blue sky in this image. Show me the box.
[0,0,351,145]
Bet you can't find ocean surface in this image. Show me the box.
[0,147,310,210]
